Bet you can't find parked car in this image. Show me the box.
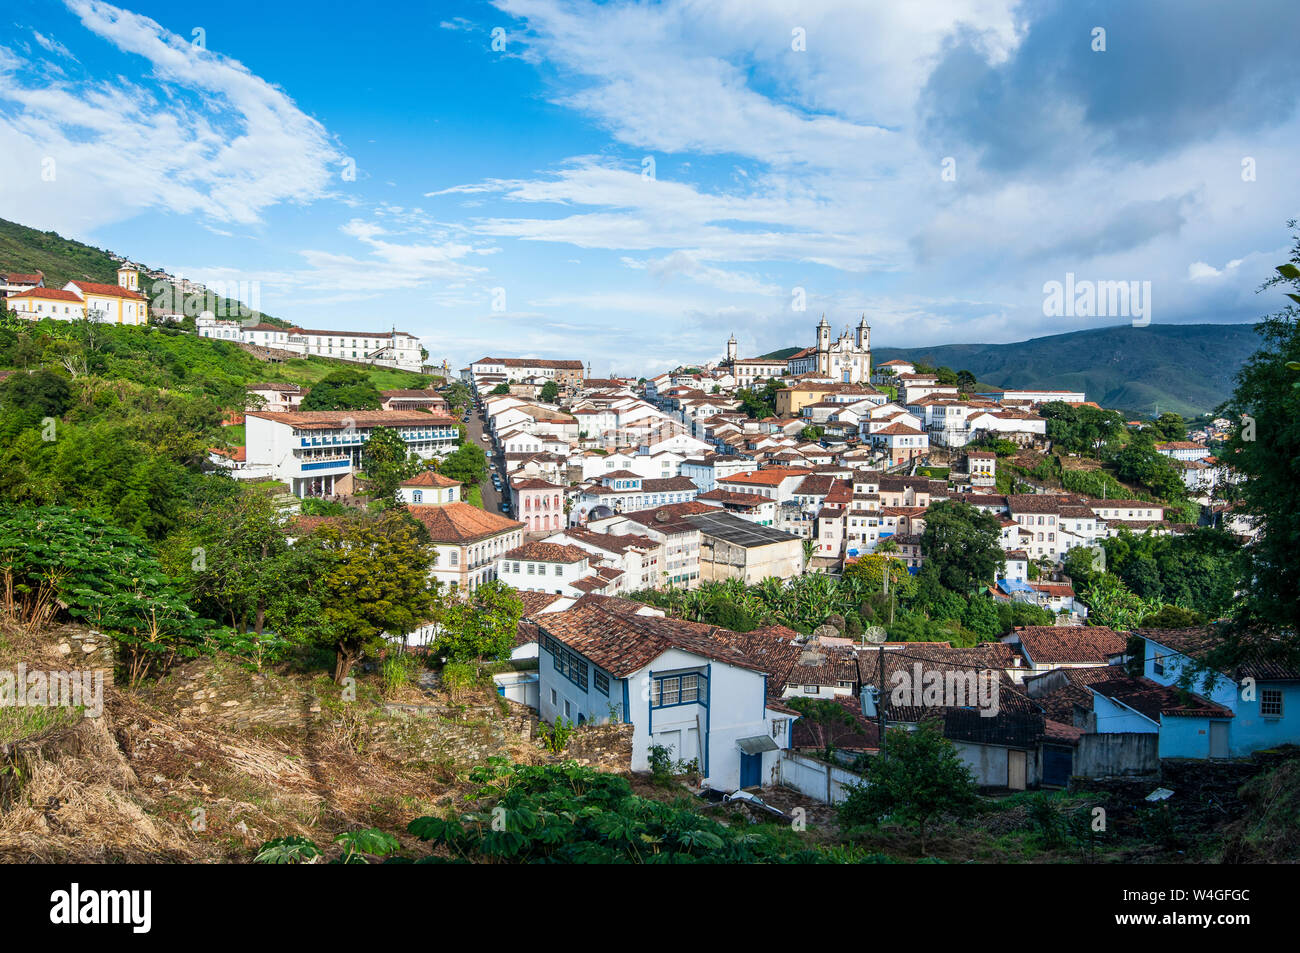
[480,435,491,443]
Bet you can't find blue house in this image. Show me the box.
[1090,626,1300,759]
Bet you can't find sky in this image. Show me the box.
[1,0,1297,376]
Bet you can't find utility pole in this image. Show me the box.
[876,644,886,746]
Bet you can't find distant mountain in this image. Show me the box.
[0,217,282,324]
[757,346,802,360]
[873,324,1261,417]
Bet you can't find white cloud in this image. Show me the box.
[0,0,346,234]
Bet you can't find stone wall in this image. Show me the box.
[47,628,115,688]
[563,722,634,773]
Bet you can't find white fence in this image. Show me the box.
[778,751,866,805]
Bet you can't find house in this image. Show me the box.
[408,503,525,592]
[7,287,87,321]
[0,270,44,297]
[510,478,568,534]
[284,328,423,372]
[534,597,798,789]
[245,383,306,413]
[1096,625,1300,758]
[966,451,996,488]
[397,470,462,506]
[1001,626,1126,673]
[381,389,448,413]
[497,541,593,595]
[63,268,150,325]
[687,509,806,583]
[244,410,459,497]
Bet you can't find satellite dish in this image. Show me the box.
[812,624,840,641]
[864,625,887,645]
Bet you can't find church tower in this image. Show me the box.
[117,266,139,292]
[816,314,830,374]
[856,314,870,350]
[726,332,737,364]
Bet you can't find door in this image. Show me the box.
[739,752,761,789]
[1042,746,1072,788]
[1007,750,1027,790]
[1209,721,1229,758]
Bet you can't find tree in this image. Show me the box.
[313,510,435,682]
[1220,227,1300,643]
[442,380,472,413]
[0,506,206,687]
[787,697,856,755]
[920,500,1004,593]
[539,380,559,403]
[361,426,420,506]
[300,370,381,411]
[0,368,72,421]
[438,441,488,487]
[956,369,977,392]
[1152,412,1187,442]
[184,490,328,667]
[489,383,510,395]
[1078,573,1157,631]
[838,720,977,852]
[435,580,523,662]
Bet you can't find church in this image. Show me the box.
[725,315,871,384]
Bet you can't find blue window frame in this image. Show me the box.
[594,671,609,695]
[650,671,707,709]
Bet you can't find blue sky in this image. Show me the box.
[1,0,1298,375]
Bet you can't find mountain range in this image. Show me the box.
[763,323,1261,417]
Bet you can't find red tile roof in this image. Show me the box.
[409,502,524,543]
[66,280,146,301]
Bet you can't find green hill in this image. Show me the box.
[874,323,1261,417]
[0,217,284,325]
[757,346,802,361]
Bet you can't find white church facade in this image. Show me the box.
[725,315,871,385]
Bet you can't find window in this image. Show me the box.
[1262,688,1284,718]
[552,644,588,691]
[594,671,609,695]
[554,564,563,576]
[1153,653,1164,676]
[650,672,706,708]
[564,700,572,719]
[412,490,423,503]
[449,551,459,567]
[527,563,535,575]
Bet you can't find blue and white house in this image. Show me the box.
[1090,626,1300,759]
[534,598,797,790]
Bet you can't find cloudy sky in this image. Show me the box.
[1,0,1297,374]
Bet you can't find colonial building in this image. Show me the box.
[11,267,148,325]
[785,315,872,382]
[244,409,459,497]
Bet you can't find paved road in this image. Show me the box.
[460,396,507,514]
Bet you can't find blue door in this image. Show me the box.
[739,752,761,788]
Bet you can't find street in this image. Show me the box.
[459,394,506,514]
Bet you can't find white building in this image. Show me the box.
[535,598,795,789]
[245,409,459,497]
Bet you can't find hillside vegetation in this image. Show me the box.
[0,217,281,324]
[875,323,1259,417]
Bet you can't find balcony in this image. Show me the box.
[297,457,352,474]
